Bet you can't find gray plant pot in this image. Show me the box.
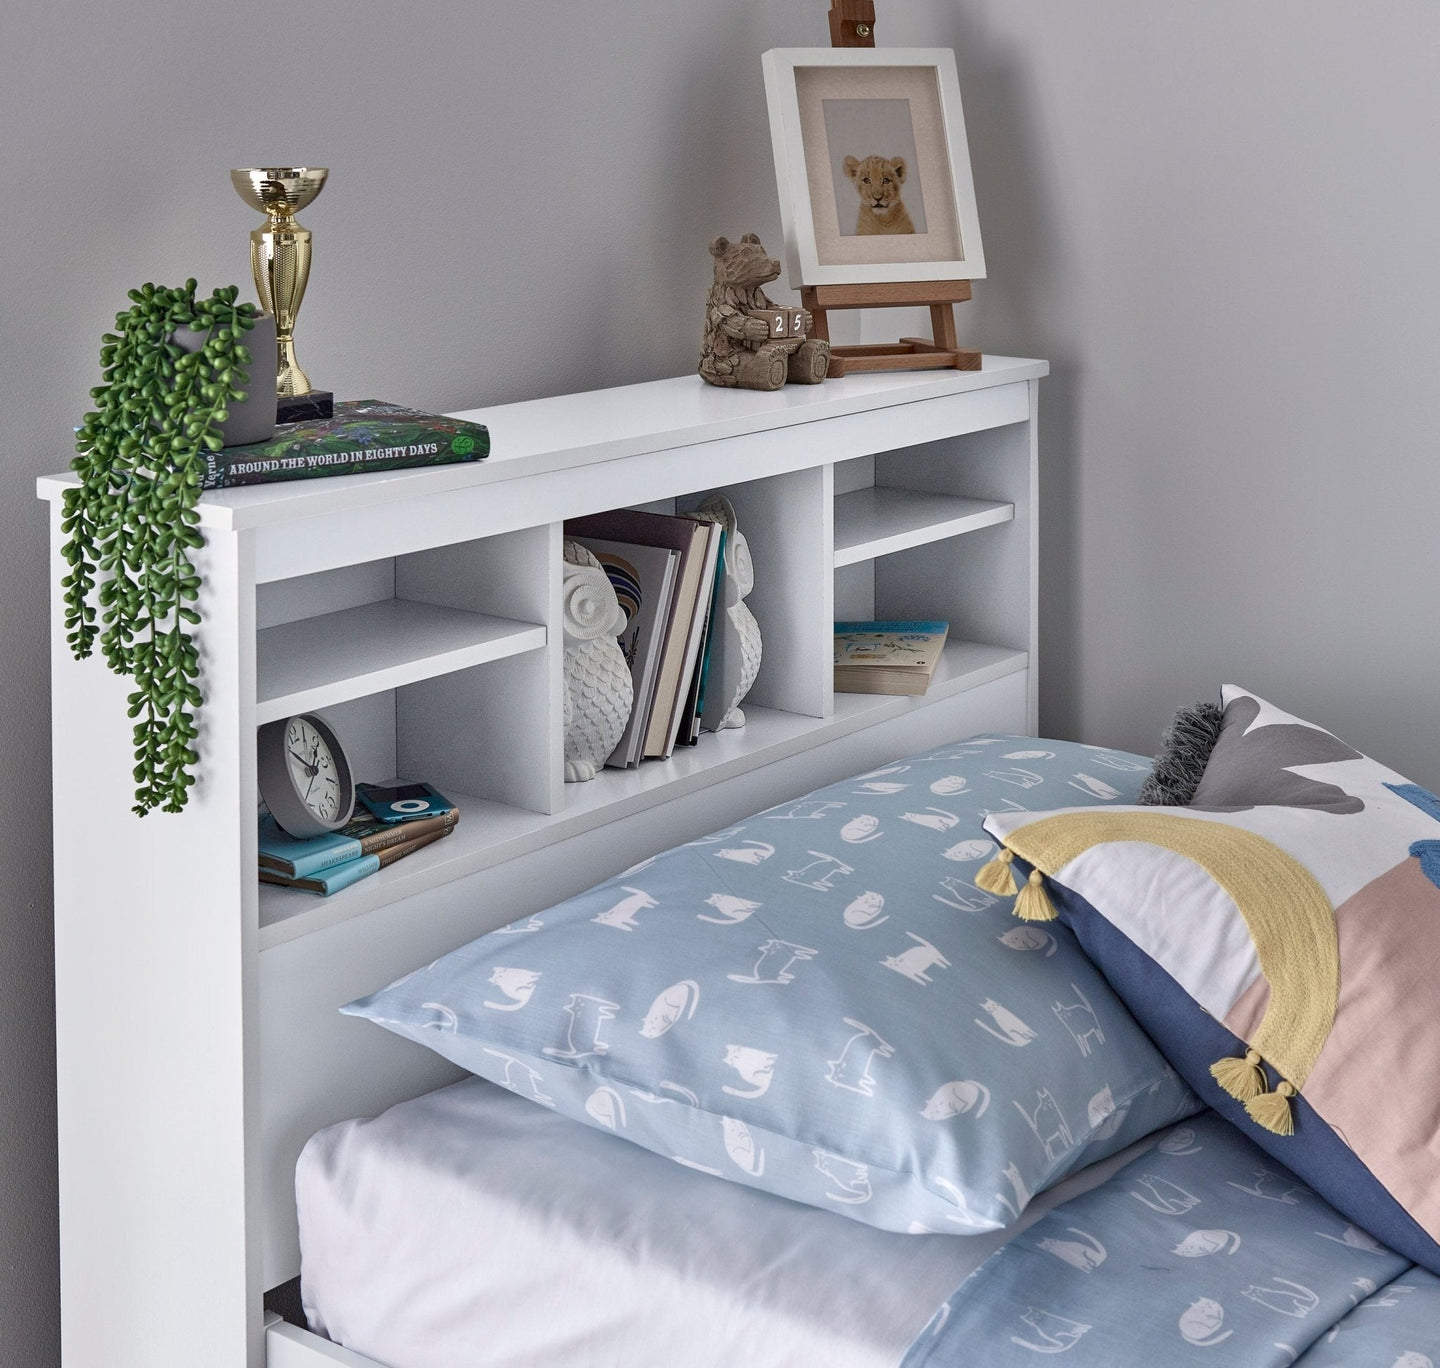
[171,312,278,447]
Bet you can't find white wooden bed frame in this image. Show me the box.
[39,358,1045,1367]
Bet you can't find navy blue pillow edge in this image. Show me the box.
[1028,865,1440,1275]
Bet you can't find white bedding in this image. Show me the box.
[298,1079,1158,1368]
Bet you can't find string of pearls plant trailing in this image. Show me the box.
[61,280,258,815]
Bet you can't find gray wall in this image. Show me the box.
[2,2,1436,1361]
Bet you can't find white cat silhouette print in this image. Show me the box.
[934,877,998,912]
[491,914,545,934]
[1052,986,1106,1056]
[1068,772,1121,800]
[721,1116,766,1175]
[1130,1174,1202,1215]
[591,886,658,931]
[900,807,960,831]
[766,799,846,820]
[696,894,760,925]
[985,767,1045,789]
[542,993,620,1059]
[1014,1089,1075,1164]
[417,1002,458,1032]
[1036,1227,1107,1273]
[998,925,1058,956]
[721,1044,778,1098]
[812,1149,872,1204]
[1157,1126,1203,1155]
[826,1017,895,1095]
[929,774,971,795]
[728,939,818,985]
[1227,1169,1304,1204]
[975,999,1037,1045]
[584,1086,626,1130]
[881,932,951,984]
[921,1080,991,1120]
[942,837,994,861]
[996,1162,1033,1222]
[1240,1279,1318,1318]
[840,814,884,842]
[482,967,541,1012]
[1172,1229,1242,1257]
[638,980,700,1037]
[843,890,888,928]
[1179,1298,1233,1346]
[713,840,774,865]
[1011,1308,1091,1353]
[481,1048,555,1107]
[783,851,854,891]
[1315,1223,1390,1254]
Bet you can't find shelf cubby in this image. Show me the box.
[833,486,1013,567]
[256,600,545,724]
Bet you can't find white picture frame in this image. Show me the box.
[762,47,986,288]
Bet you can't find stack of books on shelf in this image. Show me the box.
[202,400,490,489]
[258,796,459,896]
[567,508,729,767]
[834,620,949,697]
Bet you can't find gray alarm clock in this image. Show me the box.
[257,712,356,838]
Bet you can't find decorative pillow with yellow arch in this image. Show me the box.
[976,686,1440,1273]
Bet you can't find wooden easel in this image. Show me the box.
[808,1,982,377]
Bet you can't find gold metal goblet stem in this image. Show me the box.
[252,208,313,395]
[230,167,328,398]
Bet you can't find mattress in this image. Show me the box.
[298,1078,1158,1368]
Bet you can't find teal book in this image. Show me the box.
[259,808,459,879]
[259,852,381,896]
[202,400,490,490]
[258,813,364,879]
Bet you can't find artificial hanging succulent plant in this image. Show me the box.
[61,279,257,814]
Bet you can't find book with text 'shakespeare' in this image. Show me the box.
[258,806,460,880]
[200,400,490,490]
[258,824,454,895]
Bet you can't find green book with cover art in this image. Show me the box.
[201,399,490,490]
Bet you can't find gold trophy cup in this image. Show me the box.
[230,167,329,413]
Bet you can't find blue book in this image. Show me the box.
[258,813,364,879]
[258,851,380,896]
[258,807,459,879]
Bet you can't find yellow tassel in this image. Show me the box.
[1209,1049,1268,1102]
[1245,1081,1297,1137]
[1013,869,1058,922]
[975,848,1019,897]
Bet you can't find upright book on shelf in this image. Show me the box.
[570,537,681,768]
[834,620,949,697]
[565,509,715,761]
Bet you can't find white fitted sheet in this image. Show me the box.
[298,1078,1155,1368]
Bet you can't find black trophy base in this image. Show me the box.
[277,390,334,425]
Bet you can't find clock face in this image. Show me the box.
[285,715,346,824]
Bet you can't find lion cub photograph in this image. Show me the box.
[843,154,915,235]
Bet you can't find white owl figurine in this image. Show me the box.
[691,494,762,732]
[562,540,634,782]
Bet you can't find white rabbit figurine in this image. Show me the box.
[562,540,633,781]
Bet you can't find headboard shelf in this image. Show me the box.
[40,358,1045,1366]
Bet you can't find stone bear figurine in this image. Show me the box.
[699,233,830,391]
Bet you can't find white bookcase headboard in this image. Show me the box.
[39,357,1045,1366]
